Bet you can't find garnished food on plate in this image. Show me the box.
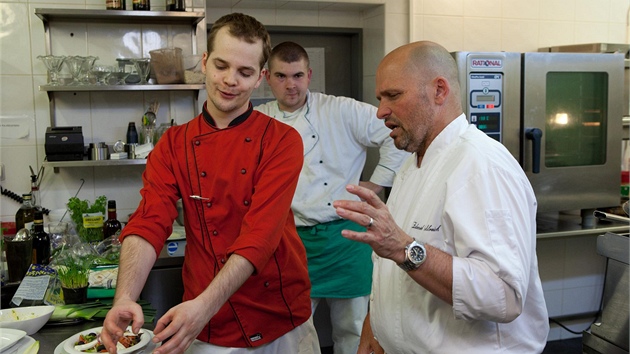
[73,329,143,353]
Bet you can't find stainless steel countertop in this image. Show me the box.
[536,211,629,239]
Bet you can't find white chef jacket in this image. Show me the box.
[371,115,549,353]
[255,91,408,226]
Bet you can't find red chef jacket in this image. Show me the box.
[120,103,311,348]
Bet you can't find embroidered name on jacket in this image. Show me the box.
[412,222,442,232]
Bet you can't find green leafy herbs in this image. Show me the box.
[67,196,107,243]
[55,246,92,289]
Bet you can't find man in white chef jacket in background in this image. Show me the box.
[255,41,408,354]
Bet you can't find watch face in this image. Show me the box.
[409,245,425,263]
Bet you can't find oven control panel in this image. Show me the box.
[468,73,503,142]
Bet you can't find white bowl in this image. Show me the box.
[0,306,55,335]
[63,326,151,354]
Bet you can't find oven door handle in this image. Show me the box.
[525,128,543,173]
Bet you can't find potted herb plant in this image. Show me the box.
[55,250,91,304]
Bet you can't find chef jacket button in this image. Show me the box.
[241,168,246,174]
[206,202,212,207]
[264,281,269,287]
[221,258,226,263]
[194,140,200,146]
[319,160,323,163]
[324,182,328,186]
[312,135,315,138]
[201,172,206,177]
[213,230,218,236]
[245,137,252,142]
[327,202,331,206]
[244,200,250,206]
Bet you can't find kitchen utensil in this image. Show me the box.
[593,210,630,224]
[132,58,151,84]
[183,54,204,84]
[149,47,184,84]
[91,65,112,85]
[0,306,55,335]
[88,142,109,160]
[37,55,66,86]
[64,56,87,86]
[63,326,151,354]
[110,65,131,85]
[0,329,26,352]
[4,232,32,283]
[80,56,98,84]
[116,58,139,84]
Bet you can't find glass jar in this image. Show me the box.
[155,122,176,144]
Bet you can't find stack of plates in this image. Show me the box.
[0,329,36,354]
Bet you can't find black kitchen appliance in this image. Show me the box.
[45,126,84,161]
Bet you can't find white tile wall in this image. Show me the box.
[1,0,628,344]
[411,0,629,52]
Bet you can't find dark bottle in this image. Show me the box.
[103,200,122,239]
[126,122,139,144]
[32,211,51,265]
[106,0,124,10]
[15,194,35,232]
[132,0,150,10]
[166,0,184,11]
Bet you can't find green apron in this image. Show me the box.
[297,219,373,298]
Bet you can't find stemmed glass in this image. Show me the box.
[80,56,99,85]
[132,58,151,85]
[65,56,88,86]
[91,65,113,85]
[110,65,131,85]
[37,55,66,86]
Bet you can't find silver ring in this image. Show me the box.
[367,217,374,228]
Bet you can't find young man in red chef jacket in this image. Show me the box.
[101,13,320,354]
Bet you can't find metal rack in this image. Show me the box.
[35,8,205,170]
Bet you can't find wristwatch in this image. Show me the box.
[397,239,426,271]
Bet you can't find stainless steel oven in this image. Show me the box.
[452,51,625,213]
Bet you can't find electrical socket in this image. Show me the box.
[0,163,4,181]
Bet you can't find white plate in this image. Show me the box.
[0,329,26,352]
[56,328,160,354]
[0,336,35,354]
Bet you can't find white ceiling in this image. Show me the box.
[206,0,382,12]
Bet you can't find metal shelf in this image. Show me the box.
[36,8,205,126]
[44,159,147,173]
[40,84,205,93]
[35,8,205,26]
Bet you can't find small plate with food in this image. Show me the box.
[61,326,151,354]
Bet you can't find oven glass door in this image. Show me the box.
[522,52,623,212]
[545,71,608,167]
